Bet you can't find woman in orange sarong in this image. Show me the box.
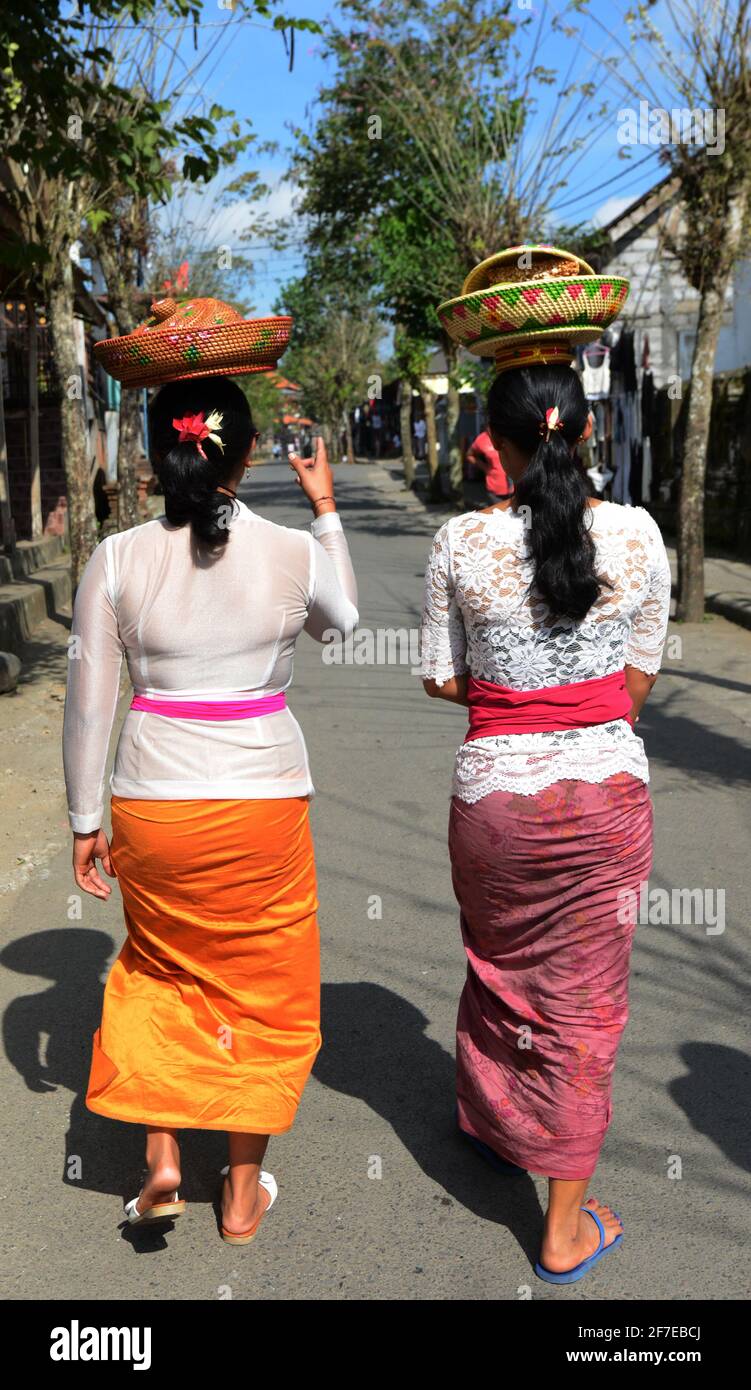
[63,365,358,1241]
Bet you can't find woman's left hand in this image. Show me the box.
[72,830,117,900]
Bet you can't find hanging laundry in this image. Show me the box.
[587,464,614,494]
[641,370,656,439]
[642,436,653,503]
[611,329,638,392]
[581,342,611,399]
[640,369,656,502]
[629,440,642,506]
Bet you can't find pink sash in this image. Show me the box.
[130,692,286,721]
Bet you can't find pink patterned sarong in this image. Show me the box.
[448,773,653,1179]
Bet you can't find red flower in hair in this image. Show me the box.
[172,409,224,460]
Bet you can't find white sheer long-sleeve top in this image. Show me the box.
[63,502,359,832]
[420,501,671,803]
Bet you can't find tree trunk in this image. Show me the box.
[399,379,415,488]
[677,282,723,621]
[319,420,335,458]
[47,265,99,588]
[675,279,723,622]
[0,383,15,552]
[444,338,464,504]
[677,190,746,621]
[330,419,341,460]
[344,411,355,465]
[422,388,441,502]
[96,224,143,530]
[28,301,43,538]
[117,388,142,530]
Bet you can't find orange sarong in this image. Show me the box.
[86,796,320,1133]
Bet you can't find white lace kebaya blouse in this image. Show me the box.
[419,501,672,803]
[63,501,359,833]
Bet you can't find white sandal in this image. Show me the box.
[219,1168,277,1245]
[124,1189,187,1226]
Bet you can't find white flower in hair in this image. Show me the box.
[204,409,225,453]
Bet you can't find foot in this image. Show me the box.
[221,1175,272,1237]
[540,1197,623,1274]
[135,1162,182,1216]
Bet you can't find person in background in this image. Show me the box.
[467,427,513,503]
[371,408,383,458]
[413,416,427,460]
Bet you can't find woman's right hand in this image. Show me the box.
[288,435,337,515]
[72,829,117,900]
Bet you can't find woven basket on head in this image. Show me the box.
[94,296,293,389]
[437,243,629,371]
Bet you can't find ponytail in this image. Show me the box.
[152,440,237,548]
[148,375,254,551]
[487,365,603,621]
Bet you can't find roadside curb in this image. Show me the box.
[0,554,72,656]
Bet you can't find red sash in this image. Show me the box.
[465,670,633,740]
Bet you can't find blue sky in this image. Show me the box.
[152,0,673,313]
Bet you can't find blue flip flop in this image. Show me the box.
[455,1108,526,1176]
[535,1205,623,1284]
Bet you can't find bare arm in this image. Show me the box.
[422,674,469,705]
[624,665,658,723]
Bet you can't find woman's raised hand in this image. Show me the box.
[288,435,337,516]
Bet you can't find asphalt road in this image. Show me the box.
[2,461,750,1301]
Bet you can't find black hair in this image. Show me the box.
[487,365,604,622]
[148,375,255,549]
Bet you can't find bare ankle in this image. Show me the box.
[544,1208,580,1242]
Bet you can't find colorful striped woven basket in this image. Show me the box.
[437,244,629,373]
[94,297,293,388]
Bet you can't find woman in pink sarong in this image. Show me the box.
[420,364,671,1283]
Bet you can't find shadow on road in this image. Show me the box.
[631,699,751,789]
[669,1042,751,1174]
[0,928,227,1207]
[314,980,543,1265]
[1,930,542,1259]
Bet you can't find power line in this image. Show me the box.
[548,148,662,213]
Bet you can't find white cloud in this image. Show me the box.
[592,194,636,229]
[154,168,301,251]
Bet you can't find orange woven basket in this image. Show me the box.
[94,297,293,388]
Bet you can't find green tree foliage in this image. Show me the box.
[276,260,383,460]
[287,0,602,497]
[0,2,318,575]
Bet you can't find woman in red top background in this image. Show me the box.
[467,429,513,502]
